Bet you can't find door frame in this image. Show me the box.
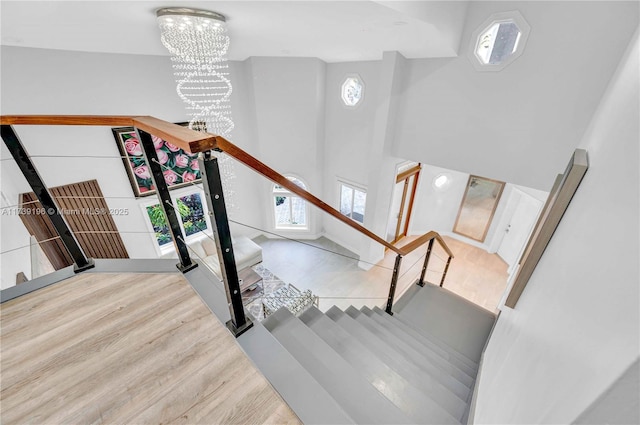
[391,164,421,245]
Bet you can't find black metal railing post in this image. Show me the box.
[440,256,452,287]
[198,150,253,337]
[136,129,197,273]
[385,254,403,315]
[1,125,95,273]
[417,238,434,287]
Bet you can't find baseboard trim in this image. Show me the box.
[1,259,180,303]
[465,309,501,424]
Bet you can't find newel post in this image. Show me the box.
[385,254,403,315]
[198,150,253,337]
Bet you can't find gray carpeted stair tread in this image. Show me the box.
[299,307,460,424]
[327,306,467,421]
[372,306,478,375]
[367,305,477,384]
[346,306,471,403]
[263,308,414,425]
[393,310,480,373]
[392,283,496,363]
[237,320,356,425]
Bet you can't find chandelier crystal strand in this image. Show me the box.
[157,8,237,213]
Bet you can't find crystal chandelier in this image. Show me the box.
[156,7,236,210]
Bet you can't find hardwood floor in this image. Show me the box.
[0,272,300,425]
[255,234,508,314]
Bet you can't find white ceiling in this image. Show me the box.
[0,1,469,62]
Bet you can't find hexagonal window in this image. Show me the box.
[341,76,364,107]
[469,11,530,71]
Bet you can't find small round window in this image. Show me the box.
[341,75,364,107]
[470,11,530,71]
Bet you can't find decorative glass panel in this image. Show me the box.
[291,197,306,225]
[353,189,367,223]
[146,204,172,246]
[341,77,363,107]
[275,196,291,225]
[340,185,354,216]
[178,193,207,236]
[476,21,521,65]
[289,177,306,189]
[273,176,308,229]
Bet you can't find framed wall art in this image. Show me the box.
[111,122,202,197]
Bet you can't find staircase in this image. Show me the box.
[261,283,496,424]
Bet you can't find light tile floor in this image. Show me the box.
[254,234,509,314]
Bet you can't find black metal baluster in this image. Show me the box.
[198,150,252,337]
[1,125,94,272]
[385,254,403,315]
[440,256,452,287]
[136,129,197,273]
[418,238,434,287]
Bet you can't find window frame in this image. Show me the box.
[272,176,310,231]
[338,179,367,224]
[468,10,531,72]
[140,186,213,256]
[341,73,365,108]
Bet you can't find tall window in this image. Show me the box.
[273,177,308,229]
[144,189,210,252]
[340,181,366,224]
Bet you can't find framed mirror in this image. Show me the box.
[453,175,505,242]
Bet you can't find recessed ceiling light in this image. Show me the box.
[433,173,451,190]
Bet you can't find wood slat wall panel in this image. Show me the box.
[18,193,73,269]
[19,180,129,269]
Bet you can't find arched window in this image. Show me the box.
[273,176,308,229]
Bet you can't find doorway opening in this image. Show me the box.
[386,162,421,245]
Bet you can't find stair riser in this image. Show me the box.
[266,309,414,425]
[348,308,471,403]
[301,310,460,424]
[365,307,475,386]
[330,308,467,420]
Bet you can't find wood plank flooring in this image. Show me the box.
[0,272,300,425]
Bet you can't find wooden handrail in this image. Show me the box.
[0,115,136,126]
[212,135,403,255]
[398,231,454,258]
[1,115,453,260]
[0,115,216,154]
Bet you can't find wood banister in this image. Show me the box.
[1,115,452,260]
[398,231,454,258]
[131,117,217,153]
[212,135,403,255]
[0,115,137,126]
[0,115,216,154]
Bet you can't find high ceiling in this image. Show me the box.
[0,1,469,62]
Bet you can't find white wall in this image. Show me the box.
[474,27,639,424]
[393,1,639,191]
[410,164,547,256]
[322,60,383,253]
[0,47,185,286]
[410,164,469,236]
[244,57,326,239]
[0,47,265,287]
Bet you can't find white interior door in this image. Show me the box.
[498,189,543,269]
